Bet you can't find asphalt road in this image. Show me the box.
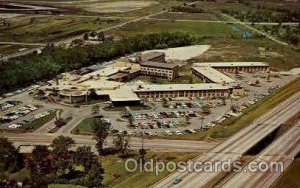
[222,122,300,188]
[152,91,300,188]
[1,132,217,153]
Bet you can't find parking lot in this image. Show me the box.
[109,72,297,137]
[0,70,297,136]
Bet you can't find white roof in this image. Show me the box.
[97,85,141,102]
[142,45,211,61]
[132,83,230,92]
[84,66,129,77]
[192,66,235,84]
[194,62,269,67]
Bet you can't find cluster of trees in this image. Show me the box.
[0,136,103,187]
[170,4,205,13]
[221,8,300,23]
[0,32,198,93]
[258,24,300,45]
[0,114,145,187]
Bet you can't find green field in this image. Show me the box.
[0,44,39,55]
[151,12,219,21]
[112,20,243,38]
[71,117,97,135]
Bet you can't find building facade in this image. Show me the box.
[133,84,231,99]
[193,62,270,73]
[140,61,179,80]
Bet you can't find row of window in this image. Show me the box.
[137,91,229,98]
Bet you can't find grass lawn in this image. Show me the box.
[271,159,300,188]
[71,117,98,135]
[102,152,198,188]
[103,105,152,112]
[22,112,56,132]
[157,77,300,141]
[112,20,243,38]
[49,185,86,188]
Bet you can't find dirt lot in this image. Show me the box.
[79,1,158,13]
[190,38,300,71]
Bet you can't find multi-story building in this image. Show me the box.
[192,66,235,84]
[193,62,270,73]
[132,84,231,99]
[140,61,179,80]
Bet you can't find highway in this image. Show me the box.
[222,122,300,188]
[152,91,300,188]
[1,133,217,153]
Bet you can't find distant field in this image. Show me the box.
[0,15,121,43]
[78,1,158,13]
[193,38,300,71]
[152,12,219,21]
[112,20,242,38]
[2,0,164,15]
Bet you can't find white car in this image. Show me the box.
[189,129,196,133]
[10,115,19,120]
[175,130,182,135]
[165,130,172,135]
[9,123,22,129]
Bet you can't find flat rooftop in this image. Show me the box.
[192,66,235,84]
[140,61,178,69]
[141,52,165,62]
[84,66,129,77]
[194,62,269,67]
[132,83,230,92]
[97,85,141,102]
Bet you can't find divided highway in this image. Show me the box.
[2,133,217,153]
[222,122,300,188]
[152,91,300,188]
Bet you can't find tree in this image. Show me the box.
[91,104,100,116]
[202,105,211,115]
[54,118,66,128]
[50,136,75,175]
[221,97,226,105]
[27,146,51,188]
[113,135,130,157]
[0,137,23,173]
[32,145,50,167]
[73,146,94,172]
[162,98,169,108]
[94,120,111,155]
[139,148,147,165]
[255,80,260,86]
[185,115,191,124]
[83,161,104,188]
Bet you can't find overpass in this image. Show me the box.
[152,91,300,188]
[221,122,300,188]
